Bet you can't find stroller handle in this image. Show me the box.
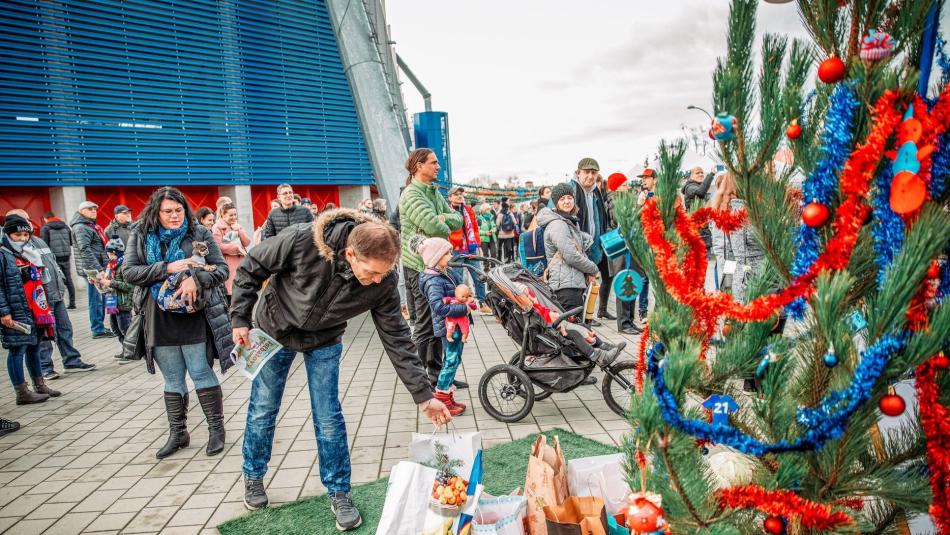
[551,306,584,330]
[446,254,501,281]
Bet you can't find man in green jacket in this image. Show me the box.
[399,148,463,387]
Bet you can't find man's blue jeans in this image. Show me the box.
[87,281,106,335]
[450,253,487,304]
[39,300,83,374]
[242,343,350,493]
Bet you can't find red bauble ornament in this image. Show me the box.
[708,129,715,140]
[932,353,949,370]
[818,57,846,84]
[879,393,906,416]
[763,516,785,535]
[626,496,664,533]
[802,201,830,227]
[786,122,802,139]
[927,261,940,279]
[890,170,928,214]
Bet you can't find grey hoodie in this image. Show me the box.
[535,207,598,291]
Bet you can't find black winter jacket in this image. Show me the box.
[570,179,609,237]
[40,219,73,260]
[105,219,132,249]
[231,208,433,404]
[261,205,314,240]
[69,213,108,273]
[0,241,39,348]
[122,224,233,375]
[681,173,716,248]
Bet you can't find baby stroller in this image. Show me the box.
[450,255,637,422]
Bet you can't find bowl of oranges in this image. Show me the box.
[430,474,469,515]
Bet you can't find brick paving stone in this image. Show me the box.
[0,292,634,532]
[44,511,100,534]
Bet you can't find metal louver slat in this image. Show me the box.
[0,0,373,187]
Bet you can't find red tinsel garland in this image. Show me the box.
[636,323,650,395]
[640,91,904,331]
[915,355,950,533]
[717,485,854,530]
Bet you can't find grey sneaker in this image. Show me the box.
[243,478,268,510]
[329,491,362,531]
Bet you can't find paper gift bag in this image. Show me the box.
[543,496,609,535]
[524,435,569,535]
[376,461,457,535]
[567,454,629,515]
[409,428,483,484]
[472,494,528,535]
[606,513,628,535]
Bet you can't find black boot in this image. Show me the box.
[156,392,189,459]
[196,386,225,456]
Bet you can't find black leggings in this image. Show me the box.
[499,237,517,263]
[404,266,443,383]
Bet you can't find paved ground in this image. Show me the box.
[0,288,640,534]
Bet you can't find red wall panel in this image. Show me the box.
[250,185,338,227]
[85,186,220,227]
[0,187,52,234]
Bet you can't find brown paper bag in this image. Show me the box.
[543,496,609,535]
[524,435,569,535]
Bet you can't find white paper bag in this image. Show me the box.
[567,453,629,515]
[473,494,528,535]
[409,429,483,484]
[376,461,456,535]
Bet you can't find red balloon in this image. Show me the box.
[802,202,830,228]
[763,516,785,535]
[889,171,927,214]
[818,57,846,84]
[786,123,802,139]
[879,394,906,417]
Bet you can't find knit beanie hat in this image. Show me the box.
[3,215,31,236]
[549,182,575,206]
[105,236,125,253]
[606,172,628,192]
[418,237,452,268]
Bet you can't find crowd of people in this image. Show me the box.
[0,152,756,531]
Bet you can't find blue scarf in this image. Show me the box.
[146,220,188,302]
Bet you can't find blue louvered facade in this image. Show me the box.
[0,0,374,186]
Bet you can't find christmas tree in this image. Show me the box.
[613,1,950,533]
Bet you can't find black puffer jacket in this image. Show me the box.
[231,208,432,404]
[122,224,233,375]
[69,212,107,272]
[0,240,38,349]
[40,219,73,260]
[260,205,314,240]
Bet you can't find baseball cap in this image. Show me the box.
[78,201,98,211]
[577,157,600,171]
[448,186,465,195]
[637,168,656,178]
[300,197,312,205]
[114,204,131,215]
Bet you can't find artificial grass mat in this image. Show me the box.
[218,429,619,534]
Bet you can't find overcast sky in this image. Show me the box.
[386,1,815,183]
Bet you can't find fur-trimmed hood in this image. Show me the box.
[311,207,381,260]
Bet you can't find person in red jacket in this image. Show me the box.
[447,186,491,315]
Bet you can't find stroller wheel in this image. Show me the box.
[478,364,535,423]
[509,352,552,401]
[602,361,637,417]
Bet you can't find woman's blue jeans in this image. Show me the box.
[153,343,219,395]
[7,344,42,385]
[242,343,351,493]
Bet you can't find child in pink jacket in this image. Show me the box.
[211,203,251,299]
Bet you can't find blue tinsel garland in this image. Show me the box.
[788,84,860,318]
[647,334,905,456]
[871,167,906,285]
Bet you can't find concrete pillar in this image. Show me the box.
[217,185,255,233]
[327,0,409,213]
[338,185,371,210]
[47,186,87,288]
[48,186,86,221]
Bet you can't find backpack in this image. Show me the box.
[519,227,547,276]
[500,212,516,233]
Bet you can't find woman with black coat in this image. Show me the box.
[123,187,233,460]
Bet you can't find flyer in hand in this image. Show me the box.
[230,328,282,380]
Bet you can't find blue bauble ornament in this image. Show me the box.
[823,352,839,367]
[711,113,737,141]
[613,268,644,302]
